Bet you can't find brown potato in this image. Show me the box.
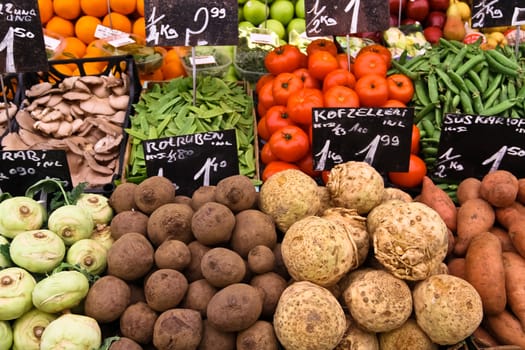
[134,175,176,214]
[184,241,211,283]
[84,275,131,323]
[479,169,519,208]
[201,247,246,288]
[191,202,235,245]
[214,174,257,213]
[250,272,287,318]
[154,239,191,270]
[230,209,277,258]
[153,308,202,350]
[107,232,154,281]
[198,319,236,350]
[109,182,138,213]
[119,301,158,345]
[182,279,218,318]
[206,283,263,332]
[247,245,275,274]
[236,320,279,350]
[108,337,143,350]
[147,203,194,246]
[144,268,188,312]
[109,210,148,240]
[191,185,216,210]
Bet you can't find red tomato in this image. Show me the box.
[264,44,303,75]
[411,123,421,154]
[355,74,389,107]
[260,142,279,165]
[295,151,321,178]
[381,99,407,107]
[293,68,321,89]
[268,125,310,163]
[286,88,325,126]
[322,68,356,91]
[262,161,300,182]
[336,53,351,70]
[264,105,296,135]
[255,73,275,95]
[257,81,276,111]
[352,51,388,79]
[357,44,392,69]
[272,72,304,106]
[323,85,360,108]
[388,154,427,188]
[307,50,339,81]
[257,116,271,141]
[386,73,415,104]
[306,38,338,57]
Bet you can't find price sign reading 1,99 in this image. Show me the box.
[144,0,238,47]
[311,107,414,172]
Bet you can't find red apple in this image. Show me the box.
[423,26,443,44]
[429,0,449,11]
[401,18,419,25]
[389,0,407,16]
[406,0,429,22]
[390,14,399,26]
[425,10,447,29]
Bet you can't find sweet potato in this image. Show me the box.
[418,176,457,232]
[489,226,517,253]
[464,232,506,316]
[446,258,465,280]
[495,205,523,229]
[479,170,519,208]
[484,309,525,348]
[503,252,525,330]
[456,177,481,205]
[471,326,500,348]
[507,216,525,259]
[454,198,496,256]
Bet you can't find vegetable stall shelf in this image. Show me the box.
[1,55,141,196]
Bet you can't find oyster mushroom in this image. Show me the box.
[79,96,116,115]
[25,82,53,97]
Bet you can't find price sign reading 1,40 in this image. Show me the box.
[144,0,238,47]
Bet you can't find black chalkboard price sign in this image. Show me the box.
[432,113,525,181]
[304,0,389,37]
[143,0,238,47]
[143,129,239,196]
[0,0,47,73]
[471,0,525,28]
[0,150,72,196]
[311,107,414,172]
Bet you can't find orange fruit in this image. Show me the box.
[80,0,109,18]
[46,16,75,38]
[136,0,144,16]
[38,0,54,24]
[110,0,136,15]
[52,63,74,76]
[62,36,87,58]
[102,12,132,33]
[53,0,81,20]
[75,15,102,45]
[161,58,186,80]
[85,39,107,56]
[132,17,146,39]
[388,154,427,188]
[140,68,164,86]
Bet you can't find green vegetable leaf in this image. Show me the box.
[25,179,88,211]
[0,243,12,265]
[98,336,121,350]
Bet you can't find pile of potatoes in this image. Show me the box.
[92,174,288,349]
[89,161,496,350]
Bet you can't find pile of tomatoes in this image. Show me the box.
[256,39,427,188]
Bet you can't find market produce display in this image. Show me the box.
[2,0,525,348]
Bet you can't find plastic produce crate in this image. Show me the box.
[3,55,141,195]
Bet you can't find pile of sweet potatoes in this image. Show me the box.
[418,171,525,348]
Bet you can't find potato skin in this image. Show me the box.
[479,169,519,208]
[84,275,131,323]
[456,177,481,205]
[236,320,278,350]
[200,247,246,288]
[120,301,158,345]
[464,232,506,316]
[206,283,263,333]
[198,320,236,350]
[214,175,257,213]
[191,202,235,245]
[454,198,495,256]
[107,232,154,281]
[153,308,202,350]
[412,274,483,345]
[230,209,277,258]
[144,268,189,312]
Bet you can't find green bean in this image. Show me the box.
[435,68,459,95]
[481,99,517,116]
[455,55,485,77]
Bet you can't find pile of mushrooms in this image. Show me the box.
[1,73,131,189]
[0,101,17,137]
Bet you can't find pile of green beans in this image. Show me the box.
[124,76,257,184]
[389,38,525,199]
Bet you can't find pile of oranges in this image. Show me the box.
[38,0,187,82]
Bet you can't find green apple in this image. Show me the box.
[286,17,306,35]
[238,5,244,21]
[243,0,269,26]
[239,20,256,31]
[238,0,248,4]
[259,18,286,40]
[269,0,295,26]
[295,0,305,19]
